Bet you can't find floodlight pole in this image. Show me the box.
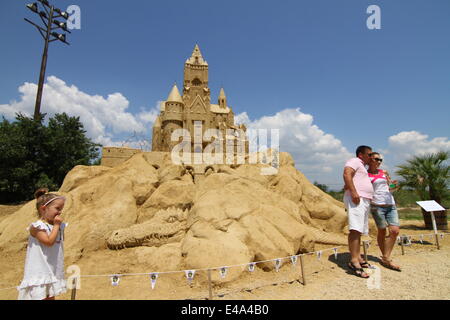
[25,2,70,120]
[34,6,54,120]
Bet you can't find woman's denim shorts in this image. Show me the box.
[370,205,400,229]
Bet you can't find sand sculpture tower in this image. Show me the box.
[152,45,247,154]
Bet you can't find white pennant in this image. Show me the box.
[333,248,338,260]
[111,275,121,286]
[317,251,322,260]
[185,270,196,284]
[248,263,256,272]
[290,255,298,266]
[419,235,423,244]
[150,273,158,290]
[274,259,281,272]
[366,242,370,249]
[219,267,228,279]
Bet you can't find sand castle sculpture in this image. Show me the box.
[0,45,358,283]
[152,44,247,154]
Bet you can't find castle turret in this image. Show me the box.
[183,44,209,108]
[167,84,183,103]
[218,88,227,109]
[162,84,184,150]
[164,84,184,121]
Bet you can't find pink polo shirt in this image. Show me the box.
[344,157,374,200]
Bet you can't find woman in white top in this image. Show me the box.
[18,188,67,300]
[368,153,401,271]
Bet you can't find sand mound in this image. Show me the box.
[0,151,362,282]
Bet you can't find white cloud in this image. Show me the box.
[385,131,450,172]
[14,79,447,188]
[236,108,352,186]
[0,76,158,149]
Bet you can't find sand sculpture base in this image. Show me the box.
[0,151,370,282]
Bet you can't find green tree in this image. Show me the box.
[396,151,450,229]
[0,113,101,203]
[313,181,329,193]
[396,151,450,204]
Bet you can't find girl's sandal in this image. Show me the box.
[380,257,401,272]
[348,262,370,278]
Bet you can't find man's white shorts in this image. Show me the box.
[344,194,371,235]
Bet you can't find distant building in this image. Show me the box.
[152,44,247,153]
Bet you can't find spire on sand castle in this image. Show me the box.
[167,84,183,103]
[186,44,208,66]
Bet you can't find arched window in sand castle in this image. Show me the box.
[192,78,202,86]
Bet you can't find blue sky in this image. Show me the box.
[1,0,449,188]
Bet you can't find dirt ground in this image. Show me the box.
[1,204,449,300]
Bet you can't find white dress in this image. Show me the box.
[17,220,67,300]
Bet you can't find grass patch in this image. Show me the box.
[398,208,450,221]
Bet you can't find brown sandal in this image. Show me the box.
[348,262,370,278]
[380,257,401,272]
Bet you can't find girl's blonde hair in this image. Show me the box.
[34,188,64,217]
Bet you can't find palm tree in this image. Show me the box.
[396,151,450,230]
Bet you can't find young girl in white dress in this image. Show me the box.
[18,188,67,300]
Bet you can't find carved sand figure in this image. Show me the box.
[0,150,358,283]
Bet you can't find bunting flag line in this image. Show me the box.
[317,250,322,260]
[248,262,256,272]
[111,275,120,286]
[185,270,196,284]
[290,255,298,266]
[150,273,158,290]
[333,248,338,260]
[219,267,228,279]
[274,259,281,272]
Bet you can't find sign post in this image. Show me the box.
[416,201,445,250]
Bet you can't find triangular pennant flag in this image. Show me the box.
[440,233,444,239]
[111,275,121,286]
[248,262,256,272]
[419,235,423,244]
[407,236,412,245]
[219,267,228,279]
[185,270,196,284]
[317,251,322,260]
[366,242,370,249]
[150,273,158,290]
[274,259,281,272]
[333,248,338,260]
[290,255,298,266]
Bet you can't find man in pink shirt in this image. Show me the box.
[343,145,374,278]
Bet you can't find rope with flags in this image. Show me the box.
[0,232,448,294]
